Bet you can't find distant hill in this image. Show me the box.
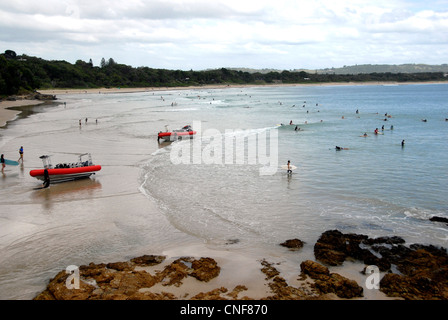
[230,64,448,75]
[314,64,448,75]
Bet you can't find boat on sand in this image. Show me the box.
[29,153,101,184]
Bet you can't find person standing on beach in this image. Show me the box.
[18,146,23,163]
[43,169,50,188]
[1,154,5,173]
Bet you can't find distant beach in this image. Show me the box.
[36,80,448,96]
[2,80,445,127]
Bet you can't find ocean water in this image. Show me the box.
[1,83,447,299]
[142,84,448,247]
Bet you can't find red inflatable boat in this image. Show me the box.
[30,153,101,184]
[158,125,196,142]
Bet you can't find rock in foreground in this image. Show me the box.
[313,230,448,300]
[34,255,222,300]
[34,230,448,300]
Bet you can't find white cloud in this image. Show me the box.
[0,0,447,69]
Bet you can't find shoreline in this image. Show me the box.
[37,80,448,96]
[2,80,445,127]
[0,99,47,128]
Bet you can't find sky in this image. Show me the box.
[0,0,447,70]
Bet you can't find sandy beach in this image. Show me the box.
[36,80,448,96]
[1,82,447,302]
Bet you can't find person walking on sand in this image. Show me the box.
[43,169,50,188]
[18,146,23,162]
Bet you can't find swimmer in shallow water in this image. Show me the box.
[287,160,292,174]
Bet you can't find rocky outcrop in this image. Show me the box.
[34,255,221,300]
[314,230,397,271]
[379,245,448,299]
[300,260,363,299]
[260,259,320,300]
[280,239,304,250]
[313,230,448,300]
[28,92,57,101]
[5,92,56,102]
[429,216,448,226]
[34,230,448,300]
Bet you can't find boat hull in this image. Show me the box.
[158,131,196,141]
[29,165,102,183]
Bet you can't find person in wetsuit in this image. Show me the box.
[1,154,5,173]
[43,169,50,188]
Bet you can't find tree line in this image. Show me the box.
[1,50,447,96]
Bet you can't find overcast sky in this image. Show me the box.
[0,0,447,70]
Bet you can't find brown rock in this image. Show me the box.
[300,260,363,299]
[315,273,363,299]
[260,259,280,280]
[300,260,330,280]
[191,257,221,282]
[157,258,191,287]
[379,246,448,300]
[44,270,96,300]
[429,216,448,225]
[280,239,304,250]
[314,230,347,266]
[191,287,228,300]
[131,255,166,266]
[107,261,133,271]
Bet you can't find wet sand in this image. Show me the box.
[0,100,46,127]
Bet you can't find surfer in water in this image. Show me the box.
[287,160,292,174]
